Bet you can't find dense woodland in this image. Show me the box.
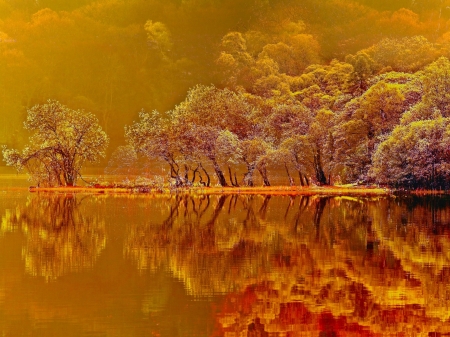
[3,0,450,187]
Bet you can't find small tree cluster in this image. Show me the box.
[125,85,332,187]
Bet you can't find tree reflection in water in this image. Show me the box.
[124,194,450,336]
[1,193,106,281]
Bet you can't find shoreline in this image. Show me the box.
[19,185,450,196]
[26,185,396,196]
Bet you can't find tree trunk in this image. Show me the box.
[258,166,270,186]
[298,171,305,187]
[233,172,239,187]
[52,167,63,186]
[65,169,76,186]
[313,150,327,185]
[164,157,185,187]
[304,174,310,186]
[212,159,227,186]
[192,165,199,184]
[62,156,76,186]
[184,164,190,186]
[285,163,294,186]
[243,163,255,186]
[169,164,182,187]
[199,163,210,187]
[228,166,238,187]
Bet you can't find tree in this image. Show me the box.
[308,109,335,185]
[345,51,376,93]
[332,119,370,183]
[104,145,138,176]
[399,58,450,125]
[215,129,242,187]
[266,102,311,143]
[172,85,254,186]
[421,57,450,116]
[241,137,272,186]
[363,36,438,73]
[333,76,407,182]
[216,31,254,88]
[125,109,187,186]
[2,100,109,186]
[144,20,173,58]
[370,117,450,188]
[300,60,353,97]
[352,80,405,154]
[278,135,312,186]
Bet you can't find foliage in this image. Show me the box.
[371,118,450,188]
[2,100,109,186]
[104,145,139,175]
[122,53,450,189]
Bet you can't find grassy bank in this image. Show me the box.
[28,184,392,196]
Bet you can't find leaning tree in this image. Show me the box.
[2,100,109,186]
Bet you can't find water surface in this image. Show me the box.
[1,183,450,336]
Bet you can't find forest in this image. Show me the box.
[2,0,450,188]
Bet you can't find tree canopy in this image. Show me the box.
[3,100,109,186]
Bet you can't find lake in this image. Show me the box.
[0,177,450,336]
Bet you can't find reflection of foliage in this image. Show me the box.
[125,195,277,294]
[369,195,450,321]
[124,194,364,296]
[3,194,106,281]
[124,194,450,335]
[1,207,22,236]
[141,269,171,314]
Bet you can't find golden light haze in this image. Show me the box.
[0,0,449,149]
